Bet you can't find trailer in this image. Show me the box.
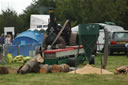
[43,45,85,65]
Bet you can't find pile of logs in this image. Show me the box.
[0,64,70,74]
[17,64,70,74]
[0,54,70,74]
[17,54,70,74]
[40,64,70,73]
[115,65,128,74]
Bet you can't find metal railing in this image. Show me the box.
[3,43,42,57]
[0,43,42,64]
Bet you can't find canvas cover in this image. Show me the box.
[13,30,43,45]
[8,31,43,56]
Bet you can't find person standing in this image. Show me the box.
[5,34,12,45]
[0,33,5,45]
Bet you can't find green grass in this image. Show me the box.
[0,63,23,68]
[0,73,128,85]
[94,54,128,72]
[0,54,128,85]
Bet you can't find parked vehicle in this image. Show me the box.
[29,15,49,31]
[108,30,128,55]
[97,23,124,52]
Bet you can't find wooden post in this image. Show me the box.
[103,28,109,69]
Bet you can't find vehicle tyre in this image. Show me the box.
[108,49,113,55]
[68,57,77,67]
[92,45,97,56]
[69,33,77,46]
[125,51,128,55]
[109,51,113,55]
[89,55,95,64]
[59,36,66,48]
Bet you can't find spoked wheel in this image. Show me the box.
[69,33,77,46]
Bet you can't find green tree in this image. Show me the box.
[55,0,128,29]
[13,0,128,30]
[56,0,81,26]
[114,0,128,29]
[0,9,24,34]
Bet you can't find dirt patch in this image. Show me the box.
[69,64,113,74]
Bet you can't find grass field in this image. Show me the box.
[0,54,128,85]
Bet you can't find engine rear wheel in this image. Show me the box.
[58,36,66,49]
[69,33,77,46]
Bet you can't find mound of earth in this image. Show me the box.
[69,64,113,74]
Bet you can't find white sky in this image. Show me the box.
[0,0,34,14]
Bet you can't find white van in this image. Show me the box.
[97,23,124,52]
[97,29,104,52]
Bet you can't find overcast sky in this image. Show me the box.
[0,0,33,14]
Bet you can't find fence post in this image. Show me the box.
[103,28,109,69]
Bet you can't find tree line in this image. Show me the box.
[0,0,128,34]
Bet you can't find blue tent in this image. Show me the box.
[8,31,43,56]
[13,30,43,45]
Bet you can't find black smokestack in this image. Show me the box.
[49,8,55,25]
